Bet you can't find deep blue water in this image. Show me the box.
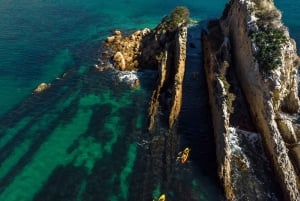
[0,0,299,200]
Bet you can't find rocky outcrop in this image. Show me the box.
[113,51,126,71]
[100,7,189,130]
[148,26,187,130]
[33,83,50,93]
[203,0,300,200]
[168,27,187,128]
[101,29,150,70]
[202,21,232,199]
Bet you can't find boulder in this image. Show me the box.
[289,145,300,175]
[114,30,122,36]
[113,51,126,70]
[277,118,298,144]
[130,78,140,89]
[34,83,50,93]
[106,36,115,43]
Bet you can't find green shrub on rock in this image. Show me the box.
[156,6,190,33]
[170,6,190,25]
[251,27,288,72]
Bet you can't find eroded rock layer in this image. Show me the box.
[148,26,187,131]
[100,7,189,131]
[203,0,300,200]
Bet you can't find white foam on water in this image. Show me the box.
[112,70,140,88]
[236,128,260,147]
[228,127,250,168]
[117,71,139,83]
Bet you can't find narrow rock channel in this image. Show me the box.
[178,24,225,200]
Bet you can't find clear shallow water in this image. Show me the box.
[0,0,299,200]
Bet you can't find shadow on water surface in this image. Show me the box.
[0,24,224,201]
[127,23,225,201]
[177,23,224,200]
[33,165,88,201]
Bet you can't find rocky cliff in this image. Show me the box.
[99,7,189,131]
[148,25,187,131]
[203,0,300,200]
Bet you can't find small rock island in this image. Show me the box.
[96,1,300,200]
[99,6,189,131]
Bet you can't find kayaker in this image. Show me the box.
[177,147,191,164]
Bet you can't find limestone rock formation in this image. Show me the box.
[203,0,300,200]
[102,28,150,70]
[113,51,126,71]
[148,26,187,130]
[101,7,189,131]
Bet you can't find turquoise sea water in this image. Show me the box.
[0,0,229,116]
[0,0,299,200]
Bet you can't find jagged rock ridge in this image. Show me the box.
[203,0,300,200]
[99,7,189,131]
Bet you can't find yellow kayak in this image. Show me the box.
[179,147,190,164]
[157,194,166,201]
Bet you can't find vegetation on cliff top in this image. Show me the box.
[251,27,288,72]
[249,1,288,73]
[170,6,190,25]
[156,6,190,32]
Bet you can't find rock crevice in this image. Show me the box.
[203,0,300,200]
[100,7,189,131]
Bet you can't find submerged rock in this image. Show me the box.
[34,83,50,93]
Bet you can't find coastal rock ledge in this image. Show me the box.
[203,0,300,200]
[99,7,189,131]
